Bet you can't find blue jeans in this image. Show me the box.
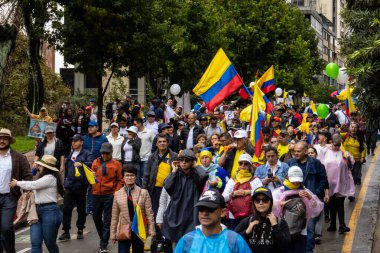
[118,232,144,253]
[139,161,148,185]
[306,217,317,253]
[92,194,113,249]
[0,194,17,253]
[292,234,307,253]
[30,204,62,253]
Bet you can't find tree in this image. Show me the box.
[340,0,380,121]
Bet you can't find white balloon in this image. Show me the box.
[275,88,283,96]
[170,83,181,96]
[337,68,350,84]
[249,82,255,87]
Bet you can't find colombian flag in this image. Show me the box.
[81,164,98,185]
[238,84,253,100]
[254,65,275,94]
[345,84,355,115]
[193,48,244,112]
[131,203,147,242]
[250,85,268,157]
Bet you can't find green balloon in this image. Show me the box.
[325,63,339,79]
[317,104,330,119]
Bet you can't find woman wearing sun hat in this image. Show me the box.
[10,155,64,253]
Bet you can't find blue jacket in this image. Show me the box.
[255,161,289,188]
[174,226,251,253]
[83,133,108,159]
[287,156,328,198]
[64,149,94,191]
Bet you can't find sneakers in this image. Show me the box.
[315,236,322,244]
[77,230,84,240]
[99,248,109,253]
[58,232,71,241]
[339,225,351,234]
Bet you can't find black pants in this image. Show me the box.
[329,194,345,228]
[92,194,114,249]
[366,130,377,153]
[118,233,144,253]
[0,194,17,253]
[62,188,87,232]
[352,161,362,184]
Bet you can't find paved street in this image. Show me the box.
[14,147,380,253]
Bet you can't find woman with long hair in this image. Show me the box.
[235,187,291,253]
[10,155,64,253]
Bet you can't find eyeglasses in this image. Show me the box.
[271,141,276,144]
[124,174,136,178]
[198,206,217,213]
[179,158,192,163]
[333,143,341,147]
[238,161,250,166]
[254,198,270,204]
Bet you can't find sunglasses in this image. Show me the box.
[179,158,192,163]
[238,161,250,166]
[254,198,270,204]
[198,206,217,213]
[333,143,341,147]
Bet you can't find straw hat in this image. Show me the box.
[35,155,59,171]
[0,128,16,144]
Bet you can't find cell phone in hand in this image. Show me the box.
[268,172,273,178]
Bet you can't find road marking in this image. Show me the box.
[17,248,30,253]
[15,227,30,235]
[341,146,380,253]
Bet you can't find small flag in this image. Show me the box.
[131,203,147,242]
[254,66,275,94]
[238,85,253,100]
[82,163,98,184]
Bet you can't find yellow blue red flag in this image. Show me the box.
[193,48,244,112]
[250,85,268,157]
[345,85,355,115]
[254,65,275,94]
[131,203,147,242]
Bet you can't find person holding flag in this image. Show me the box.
[111,165,156,253]
[59,134,94,241]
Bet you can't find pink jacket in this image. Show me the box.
[272,187,324,222]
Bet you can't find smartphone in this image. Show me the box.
[268,171,273,178]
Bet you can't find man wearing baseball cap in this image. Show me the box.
[218,129,254,179]
[163,149,208,247]
[174,189,251,253]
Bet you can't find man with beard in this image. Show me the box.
[0,128,32,253]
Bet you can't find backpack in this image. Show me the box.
[282,195,307,236]
[228,178,255,219]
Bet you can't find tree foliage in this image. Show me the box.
[341,0,380,121]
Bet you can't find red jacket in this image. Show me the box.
[91,158,123,195]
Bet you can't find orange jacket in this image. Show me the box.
[91,158,123,195]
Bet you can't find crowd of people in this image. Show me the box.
[0,94,378,253]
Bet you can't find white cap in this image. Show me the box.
[238,153,252,165]
[127,126,138,134]
[234,129,248,139]
[110,122,119,128]
[288,166,303,183]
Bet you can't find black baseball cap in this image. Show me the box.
[195,189,226,209]
[72,134,83,141]
[252,187,273,201]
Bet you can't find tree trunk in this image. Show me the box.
[22,5,44,114]
[97,72,104,132]
[0,25,18,109]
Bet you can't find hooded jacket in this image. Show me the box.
[83,132,109,158]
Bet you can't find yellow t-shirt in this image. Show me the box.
[155,154,171,187]
[231,149,245,180]
[277,144,289,158]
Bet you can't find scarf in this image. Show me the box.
[235,169,252,184]
[283,179,303,191]
[202,163,217,173]
[125,185,135,220]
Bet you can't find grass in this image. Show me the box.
[11,136,36,153]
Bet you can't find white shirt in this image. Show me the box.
[0,149,12,193]
[137,127,155,161]
[107,134,125,160]
[123,142,133,162]
[222,177,263,219]
[44,141,56,156]
[17,175,58,204]
[71,150,80,162]
[335,110,349,125]
[204,125,224,139]
[119,127,128,138]
[186,126,195,149]
[145,121,159,135]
